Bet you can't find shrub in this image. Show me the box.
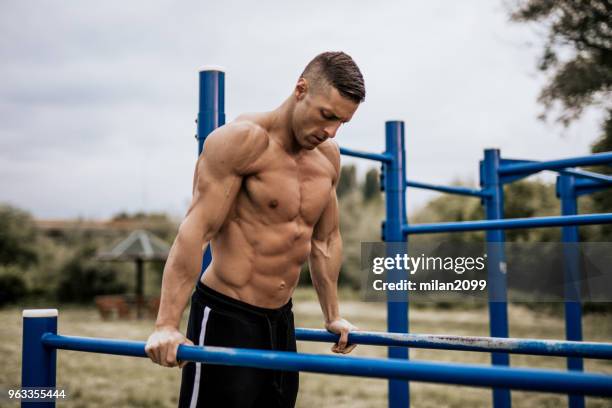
[56,247,127,303]
[0,266,28,306]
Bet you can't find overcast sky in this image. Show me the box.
[0,0,605,221]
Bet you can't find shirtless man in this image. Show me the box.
[145,51,365,408]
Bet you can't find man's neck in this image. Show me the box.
[268,97,304,156]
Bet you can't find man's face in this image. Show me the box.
[292,78,359,150]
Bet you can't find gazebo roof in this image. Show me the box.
[97,229,170,261]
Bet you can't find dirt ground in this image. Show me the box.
[2,291,611,407]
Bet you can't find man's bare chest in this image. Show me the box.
[238,155,334,225]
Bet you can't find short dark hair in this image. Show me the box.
[301,51,365,103]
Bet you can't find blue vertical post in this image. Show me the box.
[481,149,511,408]
[384,121,409,408]
[21,309,58,408]
[197,67,225,278]
[557,174,585,408]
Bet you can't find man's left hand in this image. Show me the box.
[325,318,359,354]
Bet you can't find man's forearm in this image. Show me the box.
[155,236,208,330]
[309,233,343,324]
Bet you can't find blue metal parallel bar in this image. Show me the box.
[40,333,612,397]
[383,121,409,407]
[500,158,612,184]
[294,329,612,359]
[339,146,393,163]
[403,213,612,235]
[406,180,489,198]
[575,178,612,188]
[574,177,612,196]
[497,159,534,184]
[561,168,612,183]
[557,175,585,408]
[499,152,612,177]
[482,149,511,408]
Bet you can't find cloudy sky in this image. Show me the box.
[0,0,605,221]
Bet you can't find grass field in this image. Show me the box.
[2,290,611,407]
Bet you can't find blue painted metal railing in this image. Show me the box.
[339,146,393,163]
[294,329,612,359]
[499,152,612,177]
[405,180,489,197]
[21,310,612,408]
[41,334,612,397]
[402,213,612,234]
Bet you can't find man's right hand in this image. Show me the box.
[145,326,194,369]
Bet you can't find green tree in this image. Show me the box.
[510,1,611,126]
[503,180,560,242]
[0,265,28,306]
[56,245,127,303]
[0,204,38,267]
[362,167,381,202]
[410,180,563,242]
[337,165,357,198]
[590,119,612,238]
[410,184,484,244]
[511,0,612,237]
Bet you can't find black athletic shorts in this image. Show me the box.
[178,280,299,408]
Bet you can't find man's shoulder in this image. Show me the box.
[206,116,270,152]
[315,140,341,171]
[213,116,270,149]
[202,117,270,174]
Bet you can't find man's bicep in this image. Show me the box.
[183,152,242,241]
[182,123,265,239]
[312,189,340,242]
[312,140,341,242]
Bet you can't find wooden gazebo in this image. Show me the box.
[97,229,170,318]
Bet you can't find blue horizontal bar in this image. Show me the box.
[499,152,612,177]
[575,177,612,196]
[403,213,612,234]
[575,178,612,190]
[561,168,612,183]
[41,333,612,397]
[295,329,612,359]
[406,180,488,198]
[339,147,393,163]
[501,158,612,183]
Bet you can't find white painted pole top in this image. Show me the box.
[200,65,226,72]
[23,309,58,318]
